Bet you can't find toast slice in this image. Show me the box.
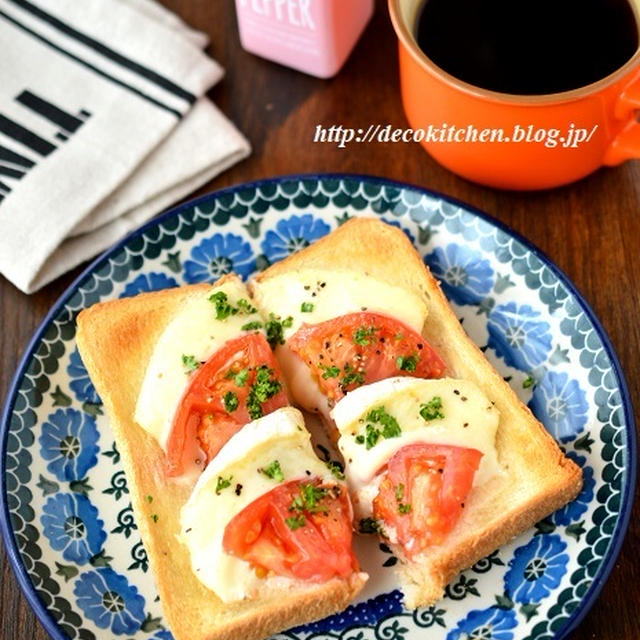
[250,218,583,607]
[76,276,366,640]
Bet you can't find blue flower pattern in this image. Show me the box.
[487,302,552,370]
[528,371,589,442]
[295,590,403,633]
[447,607,517,640]
[184,233,255,282]
[553,452,595,525]
[14,183,611,640]
[39,409,100,481]
[74,568,146,635]
[504,534,569,604]
[425,244,495,306]
[67,348,101,404]
[261,213,330,262]
[120,272,178,298]
[41,493,106,564]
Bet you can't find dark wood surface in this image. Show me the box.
[1,1,638,638]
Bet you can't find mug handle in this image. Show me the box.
[604,68,640,165]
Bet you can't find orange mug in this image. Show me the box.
[388,0,640,190]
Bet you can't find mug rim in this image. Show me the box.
[388,0,640,104]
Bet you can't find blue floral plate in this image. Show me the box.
[1,175,635,640]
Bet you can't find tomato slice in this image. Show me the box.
[223,479,357,582]
[372,444,482,556]
[287,312,445,403]
[166,333,288,476]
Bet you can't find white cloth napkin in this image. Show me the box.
[0,0,250,293]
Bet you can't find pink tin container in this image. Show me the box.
[234,0,374,78]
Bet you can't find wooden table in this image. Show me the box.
[1,1,638,638]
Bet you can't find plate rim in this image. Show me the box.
[1,172,636,640]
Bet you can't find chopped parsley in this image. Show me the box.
[523,375,535,389]
[340,363,365,389]
[289,483,330,515]
[355,406,402,449]
[181,354,200,372]
[285,514,306,530]
[223,390,239,413]
[284,483,337,530]
[241,320,263,331]
[237,298,257,314]
[209,291,235,320]
[233,368,249,387]
[215,475,233,494]
[320,361,366,390]
[358,517,383,534]
[369,406,403,438]
[326,460,345,480]
[265,313,293,348]
[145,495,153,503]
[209,291,259,320]
[419,396,445,421]
[353,325,377,346]
[261,460,284,482]
[300,302,314,313]
[396,354,419,372]
[395,483,412,514]
[320,364,340,379]
[355,424,382,449]
[246,366,282,419]
[150,514,158,523]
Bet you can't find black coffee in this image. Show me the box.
[415,0,639,94]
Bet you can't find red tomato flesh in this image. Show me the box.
[373,444,482,557]
[166,333,288,476]
[287,312,446,403]
[223,479,357,581]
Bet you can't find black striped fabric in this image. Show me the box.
[0,1,191,117]
[9,0,196,104]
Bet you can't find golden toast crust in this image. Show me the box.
[252,218,582,607]
[76,217,581,631]
[76,277,366,640]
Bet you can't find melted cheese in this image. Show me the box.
[250,267,429,339]
[134,277,263,450]
[331,377,501,518]
[275,343,331,416]
[179,407,335,602]
[250,268,429,414]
